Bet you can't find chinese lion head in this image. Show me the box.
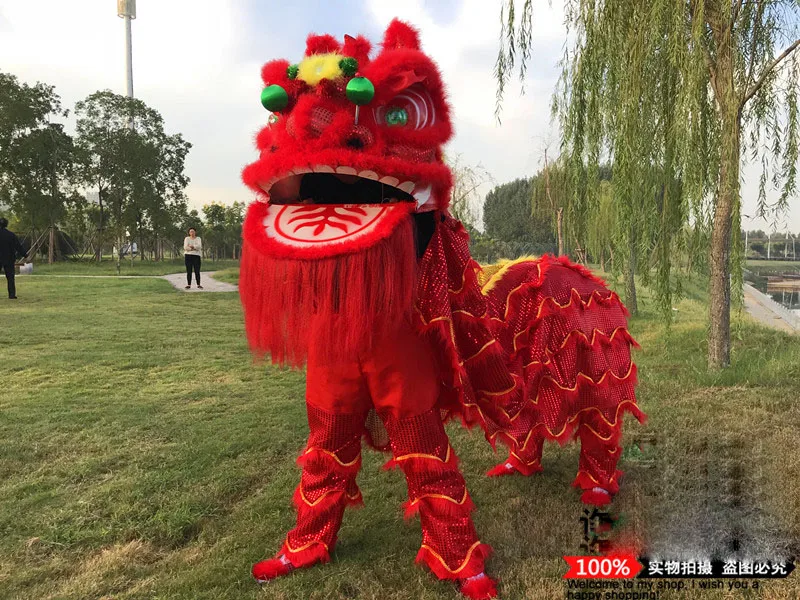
[240,20,453,366]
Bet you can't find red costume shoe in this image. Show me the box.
[459,572,499,599]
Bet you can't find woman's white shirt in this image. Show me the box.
[184,236,202,256]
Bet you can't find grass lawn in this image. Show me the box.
[745,260,800,275]
[30,258,240,277]
[1,268,799,599]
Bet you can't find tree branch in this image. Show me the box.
[742,37,800,107]
[742,0,766,100]
[731,0,744,27]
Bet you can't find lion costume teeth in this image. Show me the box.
[241,19,643,598]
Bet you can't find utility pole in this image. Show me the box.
[117,1,136,100]
[116,1,136,274]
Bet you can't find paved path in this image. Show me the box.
[743,283,800,334]
[161,271,238,293]
[26,272,238,293]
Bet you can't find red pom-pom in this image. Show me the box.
[382,19,421,50]
[459,573,499,599]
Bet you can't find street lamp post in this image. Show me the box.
[117,1,136,99]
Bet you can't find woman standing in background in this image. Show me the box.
[184,228,203,290]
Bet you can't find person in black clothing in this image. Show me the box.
[0,218,26,300]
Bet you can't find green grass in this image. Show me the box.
[1,267,799,599]
[30,259,240,277]
[746,259,800,275]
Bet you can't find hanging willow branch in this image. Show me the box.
[496,0,800,368]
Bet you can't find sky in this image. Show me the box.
[1,0,798,233]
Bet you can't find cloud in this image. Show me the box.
[2,0,797,231]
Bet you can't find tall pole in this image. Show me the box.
[124,14,133,98]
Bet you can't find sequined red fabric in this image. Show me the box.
[381,407,488,579]
[282,404,365,567]
[413,214,645,494]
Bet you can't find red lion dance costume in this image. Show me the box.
[240,20,644,599]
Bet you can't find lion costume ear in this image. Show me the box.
[305,33,340,56]
[382,19,421,51]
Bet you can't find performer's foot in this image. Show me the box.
[252,554,294,582]
[458,572,498,599]
[486,460,543,477]
[197,285,203,289]
[185,285,191,290]
[580,486,612,506]
[486,462,516,477]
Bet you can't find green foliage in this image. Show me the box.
[201,201,246,259]
[0,72,73,233]
[496,1,800,366]
[74,90,192,258]
[484,177,556,255]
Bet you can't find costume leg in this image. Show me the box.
[573,411,622,506]
[253,358,370,581]
[487,430,545,477]
[365,328,492,584]
[381,407,491,580]
[281,402,366,564]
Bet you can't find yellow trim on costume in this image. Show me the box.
[578,422,616,442]
[409,487,470,508]
[304,447,360,468]
[393,445,451,464]
[509,451,541,467]
[419,540,484,574]
[481,256,539,295]
[297,485,360,507]
[297,53,344,86]
[575,470,619,486]
[463,339,497,362]
[519,326,633,362]
[489,399,640,448]
[284,539,329,554]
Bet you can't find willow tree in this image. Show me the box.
[496,0,800,369]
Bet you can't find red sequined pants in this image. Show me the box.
[281,327,490,579]
[510,414,623,495]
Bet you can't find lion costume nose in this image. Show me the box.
[286,106,374,149]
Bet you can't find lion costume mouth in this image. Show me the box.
[261,170,430,208]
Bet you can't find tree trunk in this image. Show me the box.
[707,11,740,370]
[556,207,564,256]
[96,188,104,262]
[48,225,55,265]
[708,111,740,369]
[599,248,606,272]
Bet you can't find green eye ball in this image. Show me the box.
[346,77,375,106]
[385,107,408,126]
[261,85,289,112]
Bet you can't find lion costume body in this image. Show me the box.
[239,20,643,598]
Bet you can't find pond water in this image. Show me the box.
[745,263,800,315]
